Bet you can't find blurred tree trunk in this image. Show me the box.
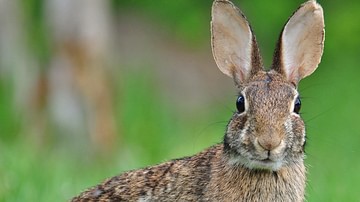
[44,0,118,153]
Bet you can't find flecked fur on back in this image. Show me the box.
[72,144,305,202]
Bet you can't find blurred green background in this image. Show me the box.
[0,0,359,201]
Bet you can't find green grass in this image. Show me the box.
[0,69,229,201]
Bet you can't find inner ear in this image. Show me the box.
[211,0,263,85]
[271,1,324,84]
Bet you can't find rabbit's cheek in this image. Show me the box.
[228,114,248,131]
[288,116,306,151]
[225,114,248,140]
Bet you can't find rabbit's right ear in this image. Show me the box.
[272,0,325,85]
[211,0,263,85]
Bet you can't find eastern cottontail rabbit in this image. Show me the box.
[72,0,324,201]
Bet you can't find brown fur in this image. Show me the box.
[72,71,307,202]
[72,144,305,202]
[72,0,324,201]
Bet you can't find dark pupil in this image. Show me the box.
[294,97,301,114]
[236,95,245,113]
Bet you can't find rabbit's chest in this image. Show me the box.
[204,164,306,202]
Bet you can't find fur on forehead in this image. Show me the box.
[238,70,296,91]
[239,71,298,110]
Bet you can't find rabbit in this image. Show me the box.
[71,0,324,201]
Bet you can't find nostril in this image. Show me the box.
[257,138,281,151]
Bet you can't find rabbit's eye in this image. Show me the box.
[236,95,245,113]
[294,97,301,114]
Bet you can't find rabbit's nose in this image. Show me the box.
[257,136,282,151]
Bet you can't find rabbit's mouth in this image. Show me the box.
[260,158,273,163]
[227,152,285,171]
[250,157,284,171]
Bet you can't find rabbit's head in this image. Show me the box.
[211,0,324,171]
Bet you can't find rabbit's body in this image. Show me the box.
[72,0,324,201]
[72,144,305,201]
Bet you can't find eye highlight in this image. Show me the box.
[294,97,301,114]
[236,95,245,113]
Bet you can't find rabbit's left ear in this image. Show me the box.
[272,0,325,85]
